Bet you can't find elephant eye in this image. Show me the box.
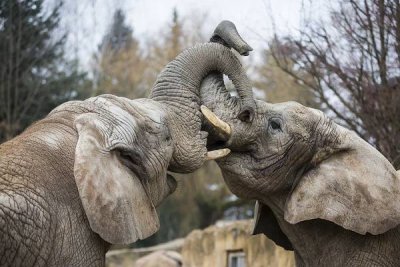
[269,118,282,132]
[115,146,147,178]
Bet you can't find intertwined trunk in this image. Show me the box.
[150,43,254,172]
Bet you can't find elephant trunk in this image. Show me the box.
[210,20,253,56]
[150,43,254,173]
[200,72,239,143]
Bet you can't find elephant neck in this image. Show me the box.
[262,193,399,266]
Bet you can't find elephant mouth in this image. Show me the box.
[204,131,229,152]
[200,105,232,151]
[206,139,228,151]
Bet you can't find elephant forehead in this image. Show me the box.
[271,101,311,118]
[97,99,172,165]
[73,96,139,146]
[103,110,138,144]
[134,99,165,124]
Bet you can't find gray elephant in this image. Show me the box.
[200,70,400,265]
[0,22,254,266]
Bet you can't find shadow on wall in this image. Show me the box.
[106,220,295,267]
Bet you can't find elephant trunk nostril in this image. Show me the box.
[238,107,255,123]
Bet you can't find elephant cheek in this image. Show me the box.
[219,162,255,199]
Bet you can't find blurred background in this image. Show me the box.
[0,0,399,265]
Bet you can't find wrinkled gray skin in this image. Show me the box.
[0,22,254,266]
[201,74,400,266]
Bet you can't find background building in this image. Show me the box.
[106,220,295,267]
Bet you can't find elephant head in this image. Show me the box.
[150,20,255,173]
[69,21,254,245]
[200,74,400,250]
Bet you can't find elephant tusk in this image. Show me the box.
[206,148,231,160]
[201,105,232,138]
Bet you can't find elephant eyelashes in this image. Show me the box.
[269,118,282,132]
[116,148,147,178]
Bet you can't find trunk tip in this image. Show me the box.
[211,20,253,57]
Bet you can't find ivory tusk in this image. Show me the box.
[206,148,231,161]
[200,105,232,137]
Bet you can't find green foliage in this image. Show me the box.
[0,0,89,142]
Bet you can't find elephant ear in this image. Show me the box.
[73,111,159,244]
[285,125,400,235]
[252,201,293,250]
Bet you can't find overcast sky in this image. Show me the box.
[59,0,328,69]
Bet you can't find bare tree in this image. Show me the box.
[254,42,319,108]
[271,0,400,168]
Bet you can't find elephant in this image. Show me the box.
[0,21,254,266]
[199,71,400,265]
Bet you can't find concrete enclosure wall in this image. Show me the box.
[181,220,295,267]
